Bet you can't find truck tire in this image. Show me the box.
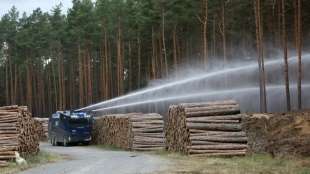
[52,137,57,146]
[82,141,90,146]
[63,137,68,147]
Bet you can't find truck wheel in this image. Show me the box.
[63,138,68,147]
[52,137,57,146]
[82,141,90,146]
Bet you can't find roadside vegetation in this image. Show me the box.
[0,151,63,174]
[152,153,310,174]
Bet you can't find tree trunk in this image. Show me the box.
[13,65,17,105]
[254,0,267,112]
[151,26,156,79]
[221,1,226,67]
[83,50,88,104]
[117,16,123,96]
[212,15,216,58]
[202,0,208,67]
[57,49,65,110]
[18,70,24,106]
[78,43,84,107]
[297,0,302,110]
[162,9,168,77]
[281,0,291,111]
[172,25,178,75]
[26,62,32,113]
[5,62,9,105]
[9,57,14,105]
[86,44,92,104]
[158,36,164,78]
[46,69,52,114]
[128,41,132,91]
[137,35,141,88]
[51,60,58,110]
[104,27,110,99]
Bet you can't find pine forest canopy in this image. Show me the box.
[0,0,309,117]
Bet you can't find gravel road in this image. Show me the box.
[19,143,170,174]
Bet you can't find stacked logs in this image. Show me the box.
[93,113,165,151]
[166,100,248,157]
[0,105,40,167]
[243,112,310,157]
[34,118,49,140]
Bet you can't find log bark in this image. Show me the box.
[93,113,165,151]
[186,123,242,131]
[165,100,248,156]
[0,105,40,166]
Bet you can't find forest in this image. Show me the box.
[0,0,309,117]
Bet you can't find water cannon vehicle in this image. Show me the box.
[48,111,93,146]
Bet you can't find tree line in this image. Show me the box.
[0,0,309,117]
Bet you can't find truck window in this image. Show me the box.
[68,118,89,127]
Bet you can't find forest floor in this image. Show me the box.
[150,151,310,174]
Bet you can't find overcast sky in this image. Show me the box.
[0,0,73,17]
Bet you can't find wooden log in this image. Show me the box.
[186,108,240,117]
[189,149,247,155]
[180,100,238,108]
[190,131,246,137]
[92,113,165,152]
[184,105,239,113]
[0,155,16,160]
[186,123,242,131]
[0,160,9,167]
[133,139,165,143]
[132,147,164,151]
[187,114,244,121]
[190,136,247,143]
[187,120,240,123]
[190,140,236,145]
[188,144,248,150]
[0,105,18,110]
[132,144,165,148]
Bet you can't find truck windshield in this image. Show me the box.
[68,118,89,127]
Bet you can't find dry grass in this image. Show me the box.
[152,153,310,174]
[0,151,63,174]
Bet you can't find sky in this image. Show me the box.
[0,0,73,17]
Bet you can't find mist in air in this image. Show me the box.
[78,53,310,116]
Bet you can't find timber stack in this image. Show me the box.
[166,100,248,157]
[93,113,165,151]
[34,117,49,140]
[0,105,40,167]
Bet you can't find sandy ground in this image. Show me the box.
[19,143,170,174]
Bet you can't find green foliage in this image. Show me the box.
[0,0,308,116]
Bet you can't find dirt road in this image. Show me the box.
[19,143,170,174]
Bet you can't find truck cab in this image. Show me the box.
[48,111,93,146]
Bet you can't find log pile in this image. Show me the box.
[93,113,165,151]
[241,113,272,153]
[243,112,310,157]
[166,100,248,156]
[34,118,49,140]
[0,105,40,167]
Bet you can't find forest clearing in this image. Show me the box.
[1,0,310,174]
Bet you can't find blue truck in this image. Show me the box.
[48,111,93,146]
